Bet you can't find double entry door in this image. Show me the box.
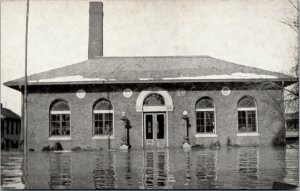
[144,113,166,148]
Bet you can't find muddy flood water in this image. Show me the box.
[1,146,299,189]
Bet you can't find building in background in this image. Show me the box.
[285,112,299,143]
[1,103,22,150]
[4,2,298,151]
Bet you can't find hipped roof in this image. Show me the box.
[4,56,297,90]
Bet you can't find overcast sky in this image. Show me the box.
[1,0,298,115]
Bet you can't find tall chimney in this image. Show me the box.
[88,2,103,59]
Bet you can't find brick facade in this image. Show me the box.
[26,82,285,151]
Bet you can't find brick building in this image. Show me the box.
[1,104,22,150]
[4,2,297,151]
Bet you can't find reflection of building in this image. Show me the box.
[93,152,116,189]
[48,153,72,189]
[238,149,259,189]
[194,151,218,189]
[4,2,297,151]
[1,103,21,150]
[141,150,172,189]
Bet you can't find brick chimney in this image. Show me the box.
[88,2,103,59]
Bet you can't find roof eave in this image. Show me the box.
[4,77,298,91]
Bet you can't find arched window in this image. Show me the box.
[143,93,165,106]
[50,100,70,136]
[195,97,215,133]
[93,99,113,136]
[237,96,257,133]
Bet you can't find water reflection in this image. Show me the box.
[284,148,299,185]
[1,153,26,189]
[238,149,259,189]
[184,151,192,185]
[93,151,116,189]
[1,147,299,189]
[48,152,72,189]
[141,150,173,189]
[122,151,133,186]
[194,151,218,189]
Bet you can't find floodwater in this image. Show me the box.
[1,146,299,189]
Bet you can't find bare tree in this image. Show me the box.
[280,0,299,114]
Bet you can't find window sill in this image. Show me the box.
[49,136,71,141]
[194,134,217,138]
[92,135,115,139]
[53,150,72,153]
[237,132,259,137]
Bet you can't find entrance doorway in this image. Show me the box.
[144,113,166,147]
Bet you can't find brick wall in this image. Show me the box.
[26,83,284,151]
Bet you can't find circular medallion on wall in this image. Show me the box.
[176,88,187,97]
[221,86,231,96]
[123,88,133,98]
[76,89,86,99]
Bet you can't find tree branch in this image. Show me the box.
[288,0,299,11]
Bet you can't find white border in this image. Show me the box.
[92,135,115,139]
[194,134,218,138]
[237,132,259,136]
[50,110,71,114]
[93,110,114,113]
[49,136,71,141]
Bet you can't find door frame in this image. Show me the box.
[142,111,168,148]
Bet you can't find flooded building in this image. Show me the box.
[1,103,22,150]
[4,2,297,151]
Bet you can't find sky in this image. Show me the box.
[1,0,298,115]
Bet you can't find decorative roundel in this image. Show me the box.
[176,89,187,97]
[76,89,86,99]
[221,87,231,96]
[123,88,133,98]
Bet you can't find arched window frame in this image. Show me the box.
[136,88,173,112]
[92,99,114,138]
[237,96,258,135]
[142,93,166,112]
[49,99,71,139]
[195,97,216,135]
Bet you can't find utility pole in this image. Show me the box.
[24,0,29,156]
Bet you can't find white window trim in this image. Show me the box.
[93,109,114,137]
[237,108,256,111]
[54,150,72,153]
[49,136,71,141]
[50,104,71,138]
[237,132,260,137]
[237,98,258,134]
[142,106,167,112]
[50,110,71,114]
[196,108,215,111]
[92,135,115,139]
[194,134,218,138]
[195,110,216,134]
[93,110,114,114]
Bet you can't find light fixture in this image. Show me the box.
[182,111,189,119]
